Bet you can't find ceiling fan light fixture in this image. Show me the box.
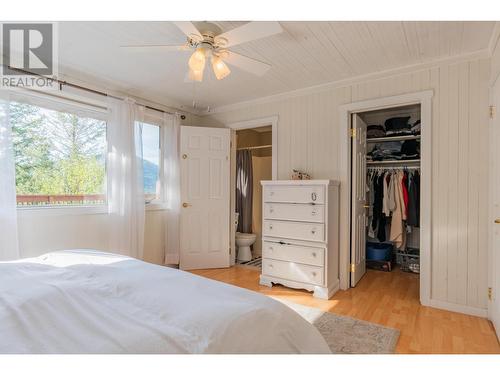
[188,47,207,72]
[188,67,203,82]
[212,55,231,80]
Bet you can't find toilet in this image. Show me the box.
[235,232,257,262]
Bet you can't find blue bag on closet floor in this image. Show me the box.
[366,242,393,261]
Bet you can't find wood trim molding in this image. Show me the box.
[226,116,279,180]
[428,299,488,318]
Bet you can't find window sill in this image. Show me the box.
[146,203,168,211]
[16,203,169,217]
[17,205,108,217]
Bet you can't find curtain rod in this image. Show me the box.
[6,66,186,119]
[237,144,272,151]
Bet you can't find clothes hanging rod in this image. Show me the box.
[6,66,185,118]
[367,159,420,165]
[237,145,272,151]
[367,166,420,170]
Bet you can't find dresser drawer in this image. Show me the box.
[262,259,324,286]
[263,220,325,242]
[263,203,325,223]
[263,185,325,204]
[263,241,325,266]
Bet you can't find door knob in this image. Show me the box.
[182,202,190,208]
[182,154,188,159]
[495,219,500,224]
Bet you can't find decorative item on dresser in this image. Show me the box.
[260,180,340,299]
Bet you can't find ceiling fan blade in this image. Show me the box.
[120,44,190,51]
[222,51,271,76]
[173,21,202,40]
[216,21,283,48]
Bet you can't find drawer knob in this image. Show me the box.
[311,229,316,234]
[270,208,274,213]
[311,192,317,201]
[269,224,273,230]
[269,247,273,251]
[312,271,317,276]
[270,191,275,196]
[312,252,317,257]
[269,264,273,268]
[311,210,317,216]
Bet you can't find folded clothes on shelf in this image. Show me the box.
[385,116,411,136]
[367,124,386,138]
[366,117,421,139]
[367,139,420,161]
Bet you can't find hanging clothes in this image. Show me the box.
[390,171,406,249]
[407,170,420,227]
[366,168,419,246]
[402,170,409,218]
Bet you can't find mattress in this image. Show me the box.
[0,250,330,354]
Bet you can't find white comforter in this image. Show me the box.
[0,250,330,354]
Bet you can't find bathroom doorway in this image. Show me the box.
[227,116,278,266]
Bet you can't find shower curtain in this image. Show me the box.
[236,150,253,233]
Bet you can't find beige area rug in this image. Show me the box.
[276,299,400,354]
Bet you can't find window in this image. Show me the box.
[11,100,107,207]
[139,122,161,203]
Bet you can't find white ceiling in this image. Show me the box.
[58,21,496,112]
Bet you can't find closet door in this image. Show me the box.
[350,114,367,287]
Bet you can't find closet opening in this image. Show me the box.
[350,103,423,291]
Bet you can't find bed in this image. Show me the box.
[0,250,331,354]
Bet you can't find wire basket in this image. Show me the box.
[396,247,420,273]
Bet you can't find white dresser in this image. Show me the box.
[260,180,340,299]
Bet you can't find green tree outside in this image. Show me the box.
[10,101,106,202]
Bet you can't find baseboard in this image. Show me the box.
[427,298,488,318]
[165,254,179,265]
[327,279,340,298]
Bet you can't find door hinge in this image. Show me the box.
[350,128,357,138]
[490,105,496,120]
[229,247,232,255]
[488,287,492,301]
[350,264,356,273]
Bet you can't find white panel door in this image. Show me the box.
[490,80,500,338]
[350,114,367,287]
[179,126,230,270]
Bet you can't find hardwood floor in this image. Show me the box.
[190,266,500,354]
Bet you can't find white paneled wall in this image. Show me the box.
[17,210,167,265]
[206,57,491,311]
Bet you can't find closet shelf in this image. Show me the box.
[367,135,420,143]
[366,159,420,165]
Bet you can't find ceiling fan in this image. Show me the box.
[121,21,283,82]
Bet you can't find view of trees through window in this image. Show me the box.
[140,122,161,202]
[11,101,107,206]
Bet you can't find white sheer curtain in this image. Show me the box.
[106,97,145,259]
[0,92,20,261]
[162,113,181,265]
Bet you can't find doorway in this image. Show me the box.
[350,104,422,287]
[227,116,278,266]
[339,91,432,306]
